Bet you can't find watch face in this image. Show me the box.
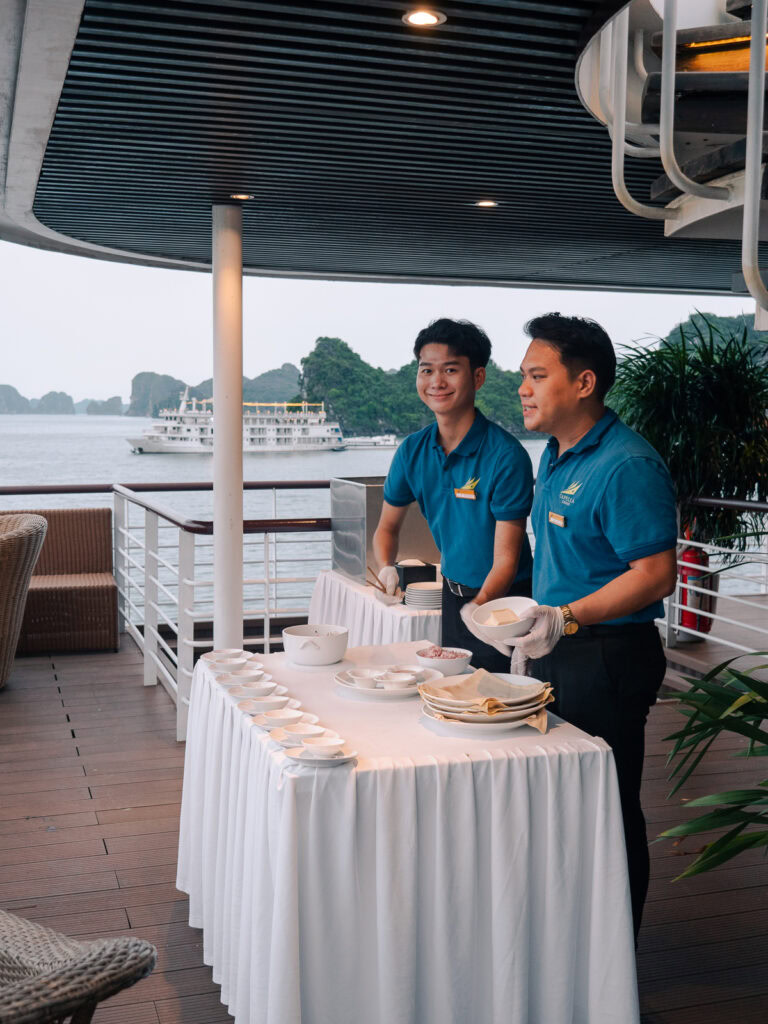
[564,620,579,635]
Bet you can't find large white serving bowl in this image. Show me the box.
[282,624,348,666]
[415,646,472,676]
[471,597,538,642]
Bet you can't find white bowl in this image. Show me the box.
[415,647,472,676]
[387,664,425,680]
[228,682,278,699]
[261,708,304,728]
[208,656,248,671]
[301,735,345,757]
[237,695,291,713]
[349,669,379,689]
[202,648,245,662]
[224,668,269,683]
[471,597,538,641]
[243,658,264,671]
[282,624,349,666]
[283,722,327,740]
[373,670,418,688]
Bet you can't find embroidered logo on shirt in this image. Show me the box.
[559,480,582,506]
[454,476,479,500]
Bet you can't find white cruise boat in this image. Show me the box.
[128,389,346,453]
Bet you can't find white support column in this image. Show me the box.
[212,204,244,649]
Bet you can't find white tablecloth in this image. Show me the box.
[308,569,441,647]
[177,641,639,1024]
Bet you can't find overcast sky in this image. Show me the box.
[0,240,752,403]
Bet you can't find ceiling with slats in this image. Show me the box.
[31,0,747,290]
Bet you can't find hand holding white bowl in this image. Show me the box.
[459,601,512,657]
[513,605,565,659]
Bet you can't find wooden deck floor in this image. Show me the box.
[2,640,766,1023]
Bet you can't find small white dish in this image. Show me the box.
[223,667,269,682]
[237,695,295,714]
[373,670,418,687]
[261,707,304,728]
[229,682,283,699]
[349,669,379,689]
[335,668,442,700]
[243,658,264,671]
[254,711,318,732]
[387,664,425,680]
[207,656,249,672]
[202,648,245,662]
[284,746,358,767]
[301,735,345,757]
[272,722,329,745]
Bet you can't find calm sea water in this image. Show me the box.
[0,415,548,519]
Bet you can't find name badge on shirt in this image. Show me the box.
[549,510,566,528]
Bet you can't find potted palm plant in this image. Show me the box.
[609,313,768,640]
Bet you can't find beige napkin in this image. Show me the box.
[429,704,551,734]
[419,667,551,713]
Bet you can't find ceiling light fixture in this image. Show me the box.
[402,9,446,28]
[475,200,498,208]
[230,193,253,200]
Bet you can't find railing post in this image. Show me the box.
[263,531,271,654]
[177,528,195,741]
[113,490,127,634]
[144,509,159,687]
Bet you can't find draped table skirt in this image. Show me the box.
[308,569,441,647]
[177,640,639,1024]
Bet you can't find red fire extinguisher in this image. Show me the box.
[678,543,714,635]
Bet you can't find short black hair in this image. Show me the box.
[524,312,616,401]
[413,318,491,370]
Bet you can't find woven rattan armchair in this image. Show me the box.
[0,514,47,689]
[0,909,156,1023]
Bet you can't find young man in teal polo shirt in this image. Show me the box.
[509,313,678,940]
[372,318,534,673]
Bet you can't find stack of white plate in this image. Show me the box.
[420,673,551,735]
[405,581,442,609]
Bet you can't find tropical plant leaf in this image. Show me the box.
[684,789,768,807]
[673,830,768,879]
[659,808,766,838]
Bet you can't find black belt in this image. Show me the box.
[564,621,659,639]
[444,577,480,599]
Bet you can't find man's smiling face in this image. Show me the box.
[416,343,484,417]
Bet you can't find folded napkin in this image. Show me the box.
[420,667,549,710]
[426,687,554,717]
[429,704,551,734]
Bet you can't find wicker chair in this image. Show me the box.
[0,909,156,1023]
[0,514,47,689]
[0,508,118,654]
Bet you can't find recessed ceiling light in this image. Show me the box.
[402,9,447,27]
[475,200,498,208]
[230,193,253,200]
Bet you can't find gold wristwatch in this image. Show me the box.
[560,604,580,636]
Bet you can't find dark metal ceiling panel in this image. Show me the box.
[33,0,748,290]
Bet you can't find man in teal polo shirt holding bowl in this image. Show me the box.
[372,318,534,673]
[507,312,678,940]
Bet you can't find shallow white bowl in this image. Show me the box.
[208,656,248,671]
[415,647,472,676]
[349,669,379,689]
[283,722,327,740]
[237,694,291,713]
[202,648,245,662]
[302,735,345,757]
[262,708,304,728]
[282,624,349,666]
[374,670,418,688]
[224,668,268,683]
[472,597,538,641]
[228,682,279,699]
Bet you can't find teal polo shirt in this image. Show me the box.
[384,410,534,589]
[532,409,677,624]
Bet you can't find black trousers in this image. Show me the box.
[530,623,666,939]
[441,576,533,674]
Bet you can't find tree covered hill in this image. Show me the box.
[127,363,300,416]
[298,337,527,436]
[662,311,768,357]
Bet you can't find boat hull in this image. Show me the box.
[128,438,346,454]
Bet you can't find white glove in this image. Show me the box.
[378,565,400,595]
[460,601,513,658]
[514,605,565,660]
[374,587,403,606]
[510,646,529,677]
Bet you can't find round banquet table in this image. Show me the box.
[308,569,442,646]
[177,640,640,1024]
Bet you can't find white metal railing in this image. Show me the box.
[660,535,768,655]
[113,484,332,740]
